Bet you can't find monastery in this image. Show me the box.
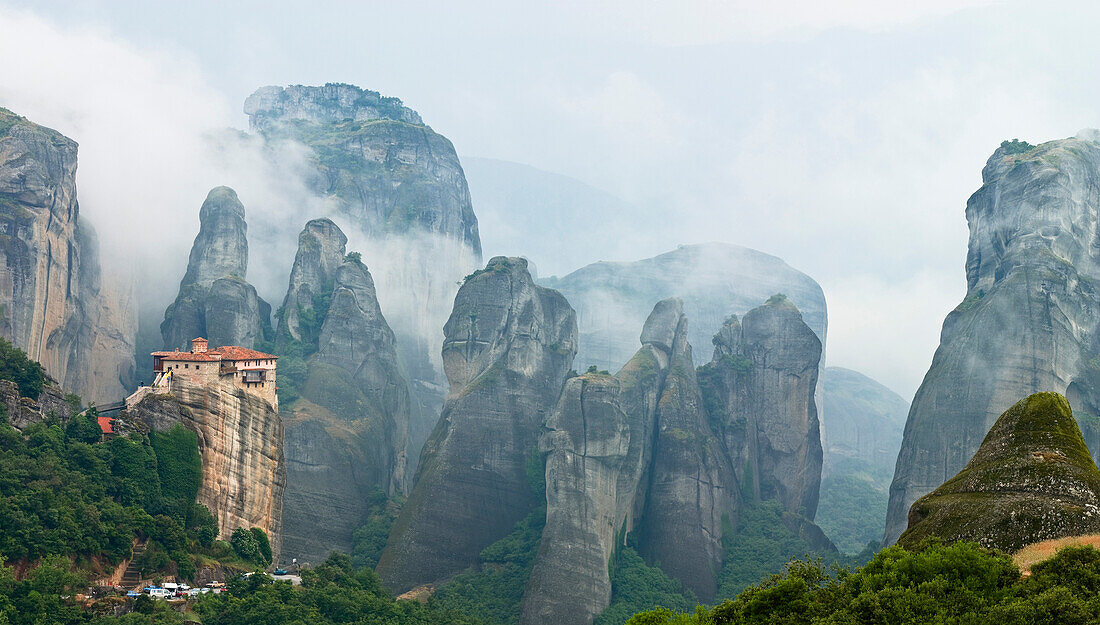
[150,338,279,409]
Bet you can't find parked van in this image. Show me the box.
[144,587,171,599]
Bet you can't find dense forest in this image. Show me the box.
[626,542,1100,625]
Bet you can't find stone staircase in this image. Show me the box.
[119,541,146,589]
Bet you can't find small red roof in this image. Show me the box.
[98,415,114,434]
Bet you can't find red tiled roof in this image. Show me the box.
[214,346,278,361]
[151,345,277,362]
[98,415,114,434]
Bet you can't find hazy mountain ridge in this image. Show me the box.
[540,242,827,376]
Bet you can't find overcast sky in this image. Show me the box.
[2,0,1098,399]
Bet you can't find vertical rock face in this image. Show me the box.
[245,84,482,465]
[181,187,248,288]
[376,257,577,594]
[0,107,135,404]
[521,302,678,625]
[885,135,1100,545]
[636,303,736,602]
[277,219,413,564]
[127,376,285,557]
[699,296,824,520]
[520,297,827,624]
[161,187,270,351]
[277,218,347,346]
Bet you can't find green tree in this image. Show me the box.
[251,528,273,565]
[187,503,218,547]
[64,408,103,444]
[231,527,267,566]
[0,337,44,399]
[149,424,201,521]
[596,546,695,625]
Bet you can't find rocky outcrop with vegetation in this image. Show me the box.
[0,107,135,405]
[886,135,1100,544]
[520,296,828,624]
[899,393,1100,552]
[377,257,577,594]
[276,218,347,347]
[697,296,824,520]
[276,220,413,564]
[160,186,270,350]
[521,299,706,624]
[244,85,481,457]
[636,301,738,603]
[126,374,285,558]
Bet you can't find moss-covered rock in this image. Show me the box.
[899,392,1100,552]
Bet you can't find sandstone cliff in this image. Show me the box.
[521,300,686,624]
[635,301,737,602]
[0,107,135,404]
[276,218,347,347]
[899,393,1100,552]
[161,187,270,351]
[126,375,285,556]
[245,84,482,463]
[376,257,577,594]
[277,219,413,563]
[697,295,823,520]
[525,296,829,623]
[885,135,1100,545]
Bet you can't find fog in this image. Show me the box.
[3,1,1100,398]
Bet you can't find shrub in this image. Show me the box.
[595,546,695,625]
[187,503,219,548]
[1001,138,1035,155]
